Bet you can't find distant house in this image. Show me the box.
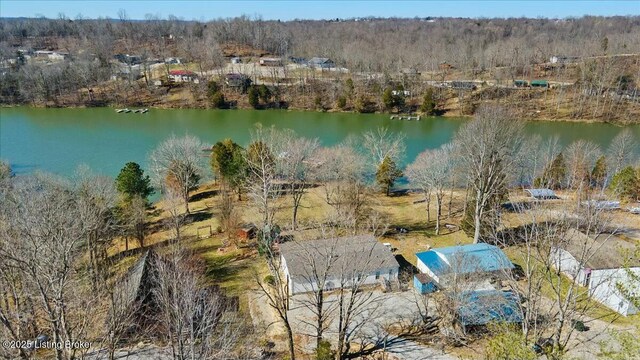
[279,235,399,295]
[416,243,514,288]
[168,70,199,83]
[455,290,523,333]
[259,57,283,66]
[164,57,182,64]
[34,50,68,61]
[450,81,477,90]
[230,57,242,64]
[111,65,143,81]
[391,90,411,97]
[114,54,142,65]
[224,73,252,89]
[308,57,335,69]
[550,55,579,64]
[530,80,549,88]
[288,56,306,64]
[550,230,639,316]
[526,188,559,200]
[514,80,529,88]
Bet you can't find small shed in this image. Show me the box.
[530,80,549,88]
[414,273,437,294]
[237,224,257,240]
[526,188,559,200]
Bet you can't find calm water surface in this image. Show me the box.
[1,107,639,178]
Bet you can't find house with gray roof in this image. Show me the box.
[307,57,335,69]
[279,235,399,295]
[551,230,640,316]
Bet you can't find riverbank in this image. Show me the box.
[4,74,639,124]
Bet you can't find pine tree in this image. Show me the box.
[590,155,607,188]
[420,88,436,115]
[248,86,260,109]
[115,162,154,202]
[376,156,403,196]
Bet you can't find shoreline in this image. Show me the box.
[3,103,638,125]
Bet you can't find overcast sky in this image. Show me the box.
[1,0,639,20]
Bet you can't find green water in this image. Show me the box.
[1,107,639,178]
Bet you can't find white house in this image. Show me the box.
[168,70,199,83]
[550,230,639,316]
[279,235,399,295]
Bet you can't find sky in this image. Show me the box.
[0,0,639,21]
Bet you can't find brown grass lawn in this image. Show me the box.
[107,181,640,337]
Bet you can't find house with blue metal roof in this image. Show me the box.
[416,243,514,287]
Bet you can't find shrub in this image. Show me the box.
[316,339,335,360]
[336,95,347,109]
[263,275,275,286]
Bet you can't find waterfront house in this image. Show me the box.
[168,69,199,83]
[224,73,252,89]
[259,57,283,66]
[308,57,335,69]
[279,235,399,295]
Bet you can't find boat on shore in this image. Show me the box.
[116,108,148,114]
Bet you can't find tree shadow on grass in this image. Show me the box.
[189,189,219,202]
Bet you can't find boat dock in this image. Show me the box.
[390,115,421,121]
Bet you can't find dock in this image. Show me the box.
[390,115,421,121]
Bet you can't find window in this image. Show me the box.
[375,271,380,279]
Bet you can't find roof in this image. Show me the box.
[308,57,333,64]
[414,273,433,284]
[455,290,523,326]
[279,235,399,281]
[169,69,195,76]
[559,229,640,269]
[526,188,559,199]
[417,243,514,278]
[531,80,549,85]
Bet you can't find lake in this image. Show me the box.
[1,107,639,178]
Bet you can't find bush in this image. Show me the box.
[248,86,260,109]
[263,275,275,286]
[210,91,225,108]
[316,339,335,360]
[336,95,347,109]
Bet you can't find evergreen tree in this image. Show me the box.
[258,84,272,103]
[538,152,567,189]
[115,162,154,202]
[591,155,608,188]
[376,155,403,196]
[248,86,260,109]
[382,88,395,110]
[210,91,225,108]
[210,139,247,198]
[420,88,436,115]
[609,166,640,201]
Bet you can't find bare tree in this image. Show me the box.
[362,127,406,171]
[276,130,320,230]
[244,125,280,235]
[0,173,102,360]
[155,247,243,360]
[255,245,296,360]
[149,134,205,214]
[313,143,368,232]
[607,128,639,176]
[454,105,525,243]
[406,144,454,234]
